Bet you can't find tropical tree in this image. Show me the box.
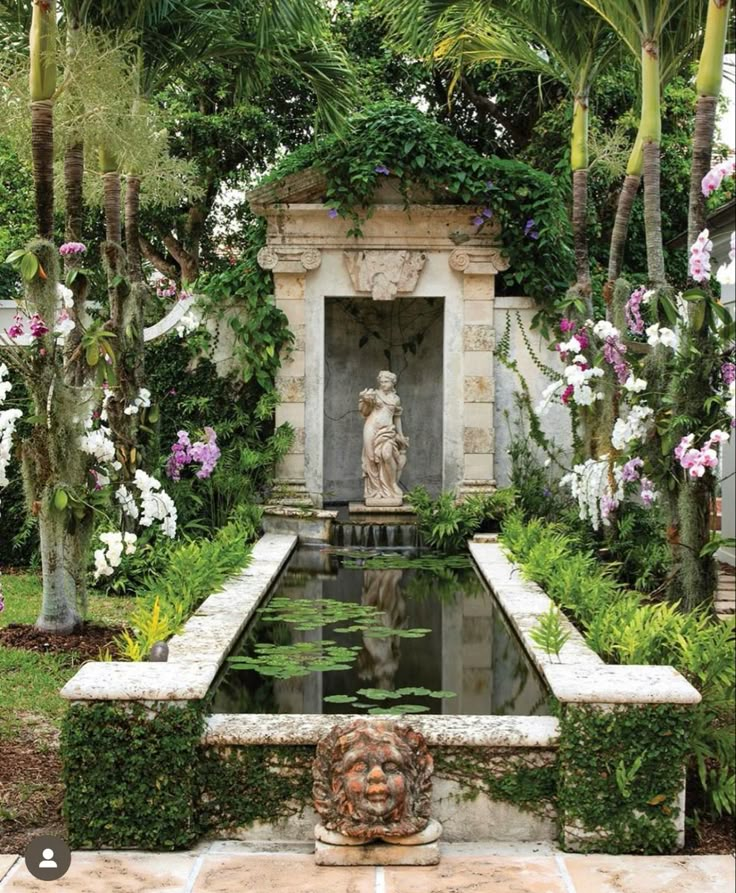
[579,0,694,287]
[606,11,701,288]
[377,0,618,314]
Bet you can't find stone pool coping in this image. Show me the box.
[60,532,700,711]
[469,540,701,707]
[60,533,298,702]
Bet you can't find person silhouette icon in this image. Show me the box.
[38,848,57,869]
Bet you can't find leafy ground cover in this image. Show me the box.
[0,572,132,853]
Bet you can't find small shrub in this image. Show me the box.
[408,486,515,553]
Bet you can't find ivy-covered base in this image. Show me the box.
[558,704,692,854]
[433,746,557,819]
[61,702,205,850]
[196,745,315,834]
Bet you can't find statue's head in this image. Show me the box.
[313,719,433,839]
[377,370,397,392]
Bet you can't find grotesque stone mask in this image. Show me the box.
[312,719,433,840]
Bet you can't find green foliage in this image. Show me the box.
[558,705,692,854]
[501,513,736,819]
[0,138,34,301]
[261,101,573,311]
[407,485,515,553]
[229,594,431,679]
[195,235,293,389]
[115,511,259,660]
[530,605,571,659]
[433,747,557,816]
[61,702,205,850]
[196,745,315,834]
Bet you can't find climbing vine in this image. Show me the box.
[259,101,573,315]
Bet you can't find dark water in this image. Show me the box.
[211,547,550,717]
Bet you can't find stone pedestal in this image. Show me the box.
[314,819,442,866]
[314,838,440,866]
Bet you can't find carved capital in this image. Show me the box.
[257,246,322,273]
[449,246,509,275]
[344,250,426,301]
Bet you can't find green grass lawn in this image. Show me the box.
[0,573,133,738]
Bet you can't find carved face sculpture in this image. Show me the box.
[377,371,396,394]
[341,741,407,821]
[313,719,433,840]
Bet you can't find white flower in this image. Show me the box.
[623,375,647,394]
[123,387,152,416]
[134,469,177,538]
[535,380,563,416]
[0,366,12,403]
[79,426,116,464]
[593,320,619,340]
[0,408,23,488]
[175,309,200,338]
[646,323,678,350]
[641,289,655,304]
[611,404,654,451]
[56,282,74,309]
[115,485,139,519]
[54,311,75,337]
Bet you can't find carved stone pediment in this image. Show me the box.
[344,250,427,301]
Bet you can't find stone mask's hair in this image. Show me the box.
[377,370,397,387]
[312,719,433,839]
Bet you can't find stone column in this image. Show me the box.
[449,248,508,499]
[257,246,321,505]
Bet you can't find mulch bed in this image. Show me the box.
[0,720,65,855]
[0,623,124,663]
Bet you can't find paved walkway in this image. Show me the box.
[716,561,735,621]
[0,843,733,893]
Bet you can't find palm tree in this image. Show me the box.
[606,11,700,288]
[378,0,617,313]
[687,0,731,246]
[579,0,693,287]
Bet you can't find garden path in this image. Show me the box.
[0,843,733,892]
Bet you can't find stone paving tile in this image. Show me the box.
[383,856,566,893]
[191,854,374,893]
[0,858,17,884]
[561,854,735,893]
[0,852,198,893]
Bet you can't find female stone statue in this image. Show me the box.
[359,371,409,506]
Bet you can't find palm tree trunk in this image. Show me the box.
[572,168,592,299]
[103,174,122,245]
[607,130,644,287]
[125,176,143,283]
[63,142,88,381]
[688,0,731,247]
[640,40,665,286]
[570,92,592,312]
[31,101,55,240]
[29,2,56,240]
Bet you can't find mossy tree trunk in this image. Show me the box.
[20,242,93,633]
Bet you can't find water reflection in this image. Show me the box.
[211,549,550,717]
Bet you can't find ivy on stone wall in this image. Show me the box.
[258,101,574,315]
[61,702,205,850]
[558,704,693,854]
[196,744,315,833]
[433,746,557,819]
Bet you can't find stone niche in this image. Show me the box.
[248,169,509,508]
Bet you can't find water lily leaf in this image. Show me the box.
[323,695,358,704]
[367,704,430,715]
[357,688,401,700]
